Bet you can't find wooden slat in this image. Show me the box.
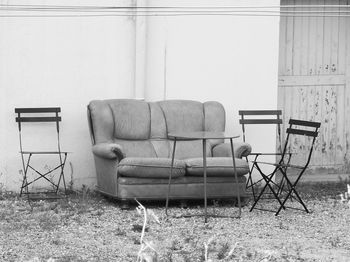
[345,11,350,171]
[298,86,307,122]
[289,119,321,128]
[328,85,338,164]
[282,84,294,143]
[289,87,301,165]
[315,0,325,74]
[299,86,308,163]
[15,107,61,113]
[278,75,346,86]
[300,0,310,75]
[335,85,345,165]
[307,86,316,165]
[323,0,333,75]
[330,0,340,75]
[285,0,295,76]
[293,0,303,75]
[287,128,318,137]
[308,0,317,75]
[239,119,282,125]
[337,0,347,74]
[320,85,328,165]
[278,2,287,75]
[16,117,61,123]
[238,110,282,115]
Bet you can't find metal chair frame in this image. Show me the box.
[249,118,321,215]
[239,110,287,201]
[15,107,68,199]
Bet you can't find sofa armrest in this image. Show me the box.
[212,142,252,158]
[92,142,125,160]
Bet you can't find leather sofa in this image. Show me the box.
[87,99,252,206]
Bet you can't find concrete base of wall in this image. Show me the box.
[277,173,350,184]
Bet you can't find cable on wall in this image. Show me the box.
[0,4,349,18]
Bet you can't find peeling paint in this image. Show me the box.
[331,64,337,72]
[279,10,349,172]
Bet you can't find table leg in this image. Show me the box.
[203,139,208,223]
[166,138,177,216]
[230,138,241,218]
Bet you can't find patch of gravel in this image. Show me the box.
[0,182,350,261]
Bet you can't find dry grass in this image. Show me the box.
[0,181,350,262]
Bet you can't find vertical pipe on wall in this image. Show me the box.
[134,0,147,100]
[163,38,167,100]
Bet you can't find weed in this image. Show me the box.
[0,172,5,196]
[51,237,62,245]
[68,162,74,191]
[338,174,350,184]
[198,246,206,262]
[114,227,127,236]
[216,242,230,260]
[329,236,342,248]
[135,199,160,262]
[339,184,350,206]
[169,239,181,251]
[164,251,173,262]
[35,210,61,231]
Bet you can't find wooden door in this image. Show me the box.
[278,0,350,173]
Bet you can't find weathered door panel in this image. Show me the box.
[278,0,350,173]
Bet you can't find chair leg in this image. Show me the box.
[180,200,188,209]
[250,164,285,212]
[275,170,309,216]
[120,200,130,210]
[246,155,260,201]
[56,153,68,194]
[275,186,309,216]
[21,154,32,197]
[249,180,269,211]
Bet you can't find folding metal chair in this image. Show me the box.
[238,110,285,201]
[249,119,321,215]
[15,107,68,199]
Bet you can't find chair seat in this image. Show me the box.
[249,118,321,215]
[117,157,186,178]
[20,151,69,154]
[251,160,305,169]
[250,152,284,155]
[15,107,69,199]
[185,157,249,177]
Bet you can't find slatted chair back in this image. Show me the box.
[249,118,321,215]
[15,107,67,198]
[15,107,62,153]
[280,118,321,168]
[239,110,283,152]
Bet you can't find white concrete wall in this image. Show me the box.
[0,0,136,191]
[145,0,281,178]
[0,0,280,191]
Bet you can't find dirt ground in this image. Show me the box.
[0,182,350,261]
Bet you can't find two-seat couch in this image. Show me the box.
[87,99,252,206]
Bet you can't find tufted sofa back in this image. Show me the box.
[88,99,226,159]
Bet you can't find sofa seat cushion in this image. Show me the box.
[117,157,186,178]
[118,175,247,185]
[185,157,249,177]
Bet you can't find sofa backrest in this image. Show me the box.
[88,99,226,159]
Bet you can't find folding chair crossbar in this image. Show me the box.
[22,153,67,189]
[250,118,321,215]
[15,107,68,199]
[238,110,284,201]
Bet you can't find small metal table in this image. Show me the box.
[165,131,241,222]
